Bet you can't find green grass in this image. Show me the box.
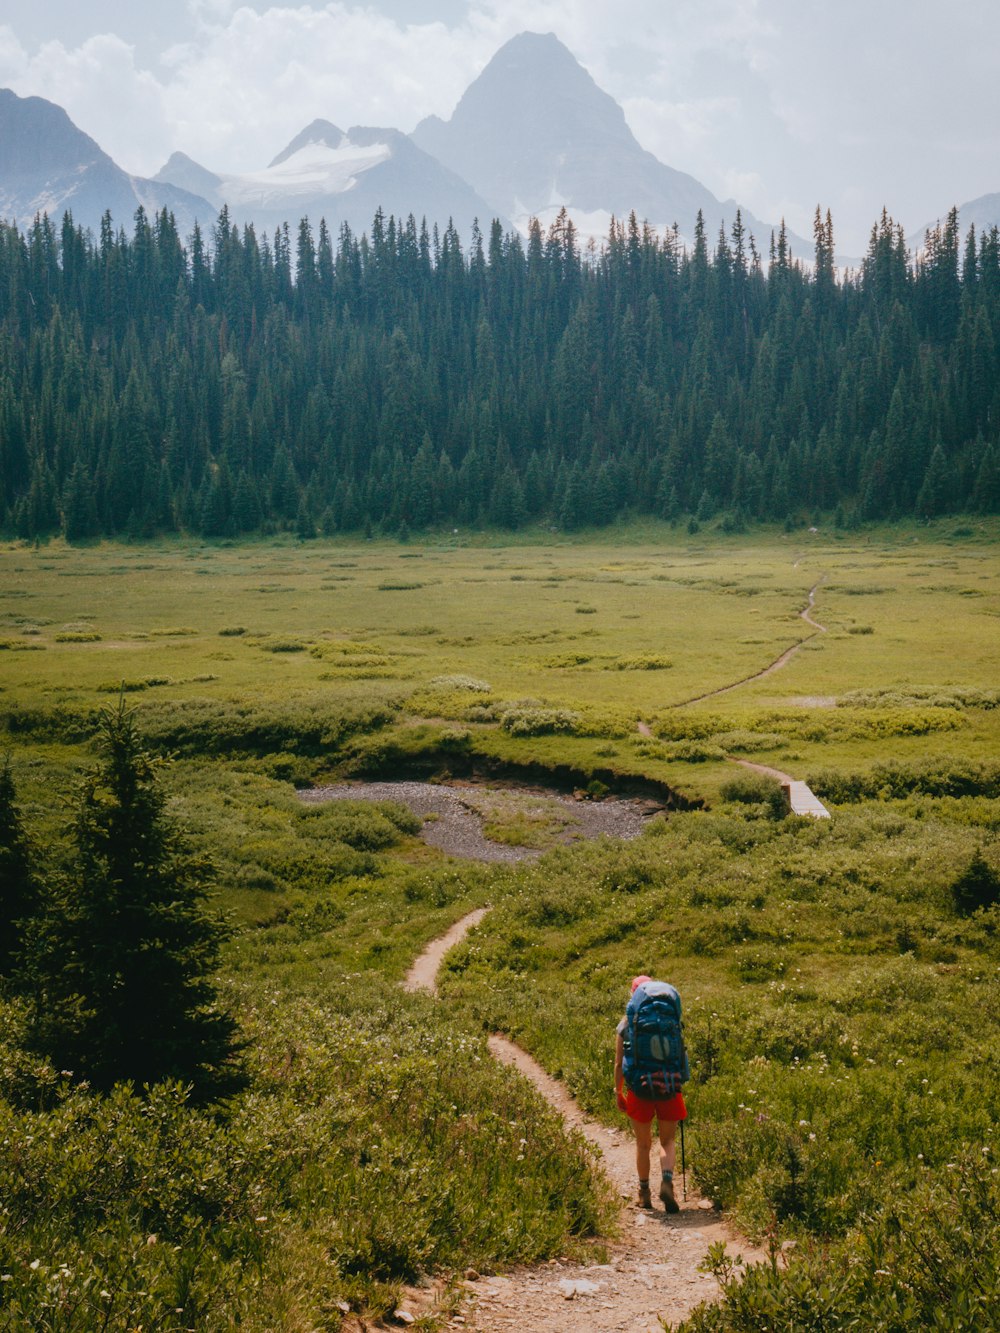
[2,521,1000,1328]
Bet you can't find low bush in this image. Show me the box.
[138,696,398,758]
[680,1151,1000,1331]
[811,757,1000,803]
[666,740,727,763]
[429,675,492,693]
[719,773,788,820]
[500,704,581,737]
[0,987,617,1330]
[713,730,787,754]
[840,685,1000,711]
[950,848,1000,914]
[296,799,421,851]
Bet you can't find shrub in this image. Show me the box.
[136,697,398,758]
[256,637,309,653]
[713,730,787,754]
[609,655,672,671]
[810,758,1000,803]
[499,704,581,737]
[684,1152,1000,1331]
[429,675,492,692]
[950,849,1000,915]
[719,773,787,820]
[297,800,421,851]
[666,740,727,763]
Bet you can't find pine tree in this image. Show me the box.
[915,444,950,517]
[26,701,241,1096]
[0,757,39,981]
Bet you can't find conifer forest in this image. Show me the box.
[1,203,999,542]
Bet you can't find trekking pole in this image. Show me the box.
[680,1118,687,1200]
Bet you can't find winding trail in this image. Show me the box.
[405,910,758,1331]
[672,579,827,708]
[636,578,831,817]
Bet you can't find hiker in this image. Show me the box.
[614,973,688,1212]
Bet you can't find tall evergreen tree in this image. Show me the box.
[0,757,39,981]
[26,702,241,1096]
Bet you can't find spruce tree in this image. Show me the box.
[26,701,241,1096]
[0,757,39,981]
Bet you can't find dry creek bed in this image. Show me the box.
[298,780,654,862]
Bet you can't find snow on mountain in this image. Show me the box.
[224,141,392,208]
[154,123,500,238]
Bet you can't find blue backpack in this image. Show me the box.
[622,980,690,1098]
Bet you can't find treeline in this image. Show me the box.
[1,201,999,540]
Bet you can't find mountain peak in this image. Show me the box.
[269,119,345,169]
[0,87,108,180]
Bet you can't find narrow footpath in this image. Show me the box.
[404,911,759,1332]
[640,576,831,818]
[674,579,827,708]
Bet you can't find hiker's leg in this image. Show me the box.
[657,1117,677,1176]
[657,1117,680,1212]
[633,1116,653,1180]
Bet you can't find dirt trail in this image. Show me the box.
[404,911,758,1331]
[673,579,827,708]
[403,909,490,995]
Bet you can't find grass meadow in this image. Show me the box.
[2,518,999,1329]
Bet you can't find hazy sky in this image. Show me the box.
[1,0,996,252]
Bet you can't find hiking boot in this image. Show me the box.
[659,1178,680,1213]
[637,1181,653,1209]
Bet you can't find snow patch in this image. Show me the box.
[218,140,390,207]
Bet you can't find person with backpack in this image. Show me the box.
[614,974,689,1211]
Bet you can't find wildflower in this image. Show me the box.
[809,1133,816,1141]
[799,1120,809,1126]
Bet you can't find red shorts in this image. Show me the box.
[624,1087,687,1124]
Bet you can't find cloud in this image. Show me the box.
[0,24,29,82]
[7,32,175,171]
[1,0,998,251]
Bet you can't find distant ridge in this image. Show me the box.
[0,87,211,236]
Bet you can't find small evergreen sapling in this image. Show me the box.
[27,700,242,1096]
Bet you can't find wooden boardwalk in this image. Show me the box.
[731,760,831,819]
[782,779,831,819]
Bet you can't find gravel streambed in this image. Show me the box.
[298,781,652,863]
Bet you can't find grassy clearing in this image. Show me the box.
[2,522,999,1327]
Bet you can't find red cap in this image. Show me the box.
[631,974,652,994]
